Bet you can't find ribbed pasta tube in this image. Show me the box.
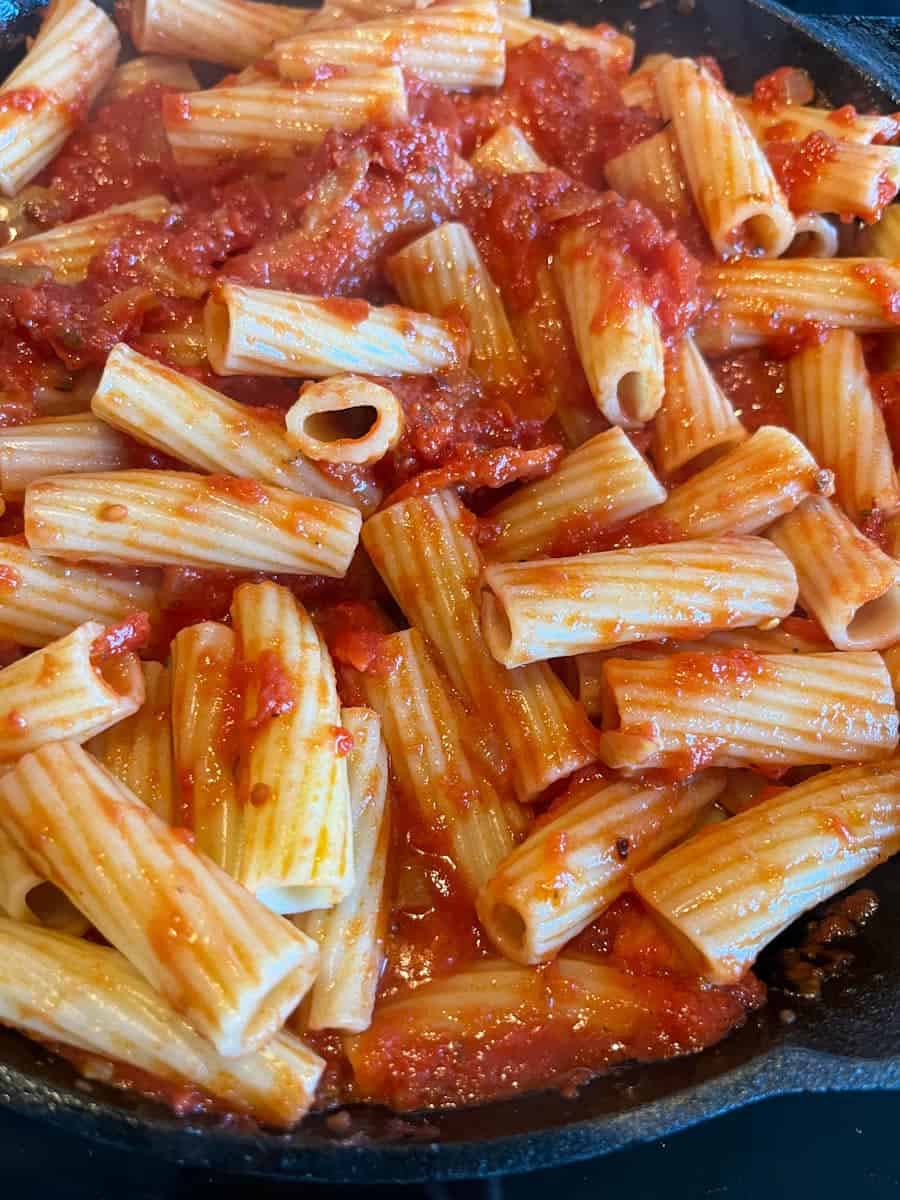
[656,425,833,538]
[483,427,666,561]
[0,540,159,649]
[619,52,672,111]
[205,282,468,378]
[294,708,390,1033]
[0,741,319,1057]
[769,140,900,224]
[362,490,601,802]
[0,0,120,196]
[650,336,745,477]
[788,212,839,259]
[0,921,324,1128]
[88,662,175,823]
[163,71,408,167]
[768,495,900,650]
[634,759,900,984]
[604,130,697,237]
[786,329,900,521]
[25,470,361,577]
[171,622,242,874]
[696,259,900,354]
[387,222,528,395]
[131,0,310,67]
[92,345,356,509]
[477,772,724,964]
[231,582,353,914]
[106,56,200,98]
[655,58,795,258]
[859,205,900,257]
[500,14,633,71]
[598,650,898,773]
[737,99,899,146]
[285,375,403,466]
[470,123,545,172]
[480,537,799,667]
[0,416,135,500]
[0,826,85,933]
[343,629,529,896]
[554,223,664,428]
[274,0,504,91]
[0,198,171,283]
[0,621,144,765]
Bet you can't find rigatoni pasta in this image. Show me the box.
[131,0,311,66]
[285,376,403,466]
[0,416,136,500]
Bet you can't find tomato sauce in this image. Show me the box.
[245,649,295,730]
[712,351,789,431]
[90,611,151,660]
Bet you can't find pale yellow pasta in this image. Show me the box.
[650,336,745,477]
[500,13,633,71]
[656,425,833,537]
[655,58,795,257]
[598,651,897,772]
[635,759,900,984]
[131,0,310,67]
[737,99,899,146]
[25,470,361,577]
[88,661,175,823]
[362,490,601,802]
[105,55,200,98]
[92,344,361,509]
[696,259,900,354]
[480,537,798,667]
[859,205,900,257]
[0,826,85,933]
[0,197,171,283]
[554,223,664,428]
[0,540,159,649]
[470,123,545,172]
[0,0,119,196]
[770,141,900,224]
[0,920,324,1128]
[387,222,528,395]
[345,628,529,888]
[0,416,135,500]
[786,328,900,521]
[619,52,672,112]
[274,0,504,91]
[476,772,724,965]
[231,582,353,914]
[0,621,144,765]
[164,71,408,168]
[483,427,666,561]
[768,495,900,650]
[0,741,319,1057]
[295,708,390,1033]
[285,375,403,466]
[787,212,839,258]
[170,622,242,874]
[205,281,468,378]
[604,130,697,238]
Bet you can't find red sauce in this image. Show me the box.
[318,297,371,326]
[767,132,839,211]
[671,650,771,695]
[384,443,563,505]
[205,475,269,505]
[244,649,295,731]
[854,262,900,323]
[0,565,21,591]
[0,87,49,119]
[549,510,682,556]
[712,352,789,431]
[90,611,151,660]
[333,726,354,757]
[752,67,814,111]
[316,601,398,678]
[49,1045,221,1120]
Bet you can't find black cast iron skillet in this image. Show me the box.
[1,0,900,1181]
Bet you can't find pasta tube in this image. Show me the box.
[106,56,200,98]
[768,495,900,650]
[171,622,242,874]
[273,0,505,91]
[25,470,361,577]
[786,328,900,521]
[0,0,119,196]
[0,621,144,765]
[231,582,353,914]
[476,771,725,964]
[598,650,898,773]
[205,282,468,378]
[656,425,833,538]
[480,537,799,667]
[343,629,529,896]
[0,540,159,649]
[655,58,795,257]
[0,826,85,933]
[362,490,601,802]
[131,0,311,67]
[0,416,135,500]
[92,344,357,509]
[88,661,175,823]
[0,741,319,1057]
[294,708,390,1033]
[482,427,666,562]
[554,223,664,428]
[604,131,697,238]
[635,759,900,984]
[650,336,746,477]
[285,375,403,466]
[0,921,323,1128]
[470,123,545,172]
[737,99,899,146]
[500,15,633,71]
